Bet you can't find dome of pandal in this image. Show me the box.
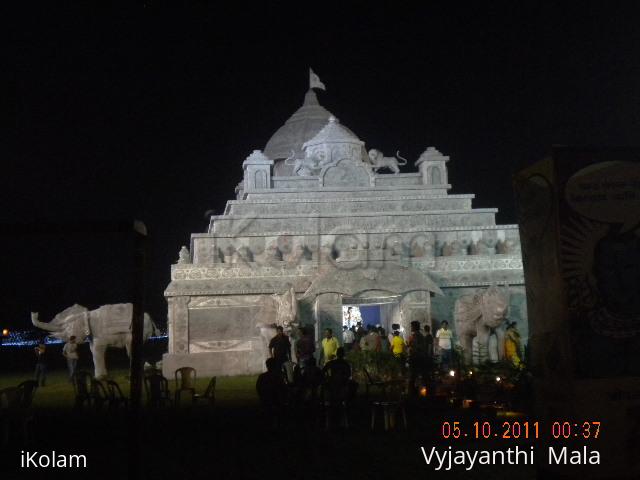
[264,89,357,176]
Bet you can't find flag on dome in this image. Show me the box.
[309,68,326,91]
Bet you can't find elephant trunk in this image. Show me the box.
[31,313,62,333]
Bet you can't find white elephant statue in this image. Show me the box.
[454,285,510,364]
[31,303,157,379]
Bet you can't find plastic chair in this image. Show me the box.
[16,380,38,445]
[370,380,407,431]
[174,367,197,405]
[106,380,129,410]
[0,387,21,447]
[363,367,387,400]
[193,377,216,406]
[90,378,109,411]
[72,371,94,410]
[17,381,38,409]
[144,373,171,408]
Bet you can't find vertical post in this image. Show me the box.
[313,297,320,360]
[128,220,147,480]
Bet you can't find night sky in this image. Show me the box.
[6,3,639,330]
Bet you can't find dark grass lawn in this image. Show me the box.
[0,367,538,480]
[0,368,259,409]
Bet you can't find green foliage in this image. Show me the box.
[346,350,403,383]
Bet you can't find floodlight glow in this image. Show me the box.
[496,376,502,382]
[449,370,455,377]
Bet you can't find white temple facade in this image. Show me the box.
[163,78,527,376]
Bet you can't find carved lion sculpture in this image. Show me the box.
[367,149,407,174]
[293,157,319,176]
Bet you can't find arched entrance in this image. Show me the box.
[302,261,443,343]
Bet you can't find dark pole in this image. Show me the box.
[128,220,147,480]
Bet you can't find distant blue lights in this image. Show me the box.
[0,330,168,348]
[0,330,44,347]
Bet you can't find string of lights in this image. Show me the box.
[0,330,167,348]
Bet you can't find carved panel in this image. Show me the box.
[322,159,372,187]
[188,306,262,341]
[255,170,267,189]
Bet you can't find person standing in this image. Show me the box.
[256,358,287,428]
[322,347,357,402]
[345,306,354,329]
[423,324,434,365]
[391,330,405,358]
[295,326,315,364]
[342,325,355,352]
[504,321,523,368]
[63,335,79,382]
[388,325,397,346]
[407,321,426,395]
[34,343,47,387]
[321,328,339,365]
[435,321,454,370]
[378,328,390,353]
[360,326,381,352]
[355,322,366,344]
[268,326,292,371]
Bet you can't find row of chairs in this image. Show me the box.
[72,369,216,410]
[72,371,128,411]
[143,368,216,408]
[276,362,406,431]
[0,380,38,446]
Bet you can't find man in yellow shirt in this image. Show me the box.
[321,328,339,365]
[391,330,405,357]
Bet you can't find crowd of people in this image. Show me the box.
[337,319,455,373]
[256,319,465,412]
[256,318,524,412]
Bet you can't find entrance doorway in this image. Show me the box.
[342,296,401,334]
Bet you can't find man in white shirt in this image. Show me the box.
[342,325,355,352]
[62,336,79,382]
[360,326,381,352]
[435,321,453,370]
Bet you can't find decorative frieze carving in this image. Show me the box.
[227,197,473,216]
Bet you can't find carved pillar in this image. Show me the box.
[315,293,342,357]
[167,296,190,354]
[416,147,450,186]
[401,291,432,329]
[243,150,273,192]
